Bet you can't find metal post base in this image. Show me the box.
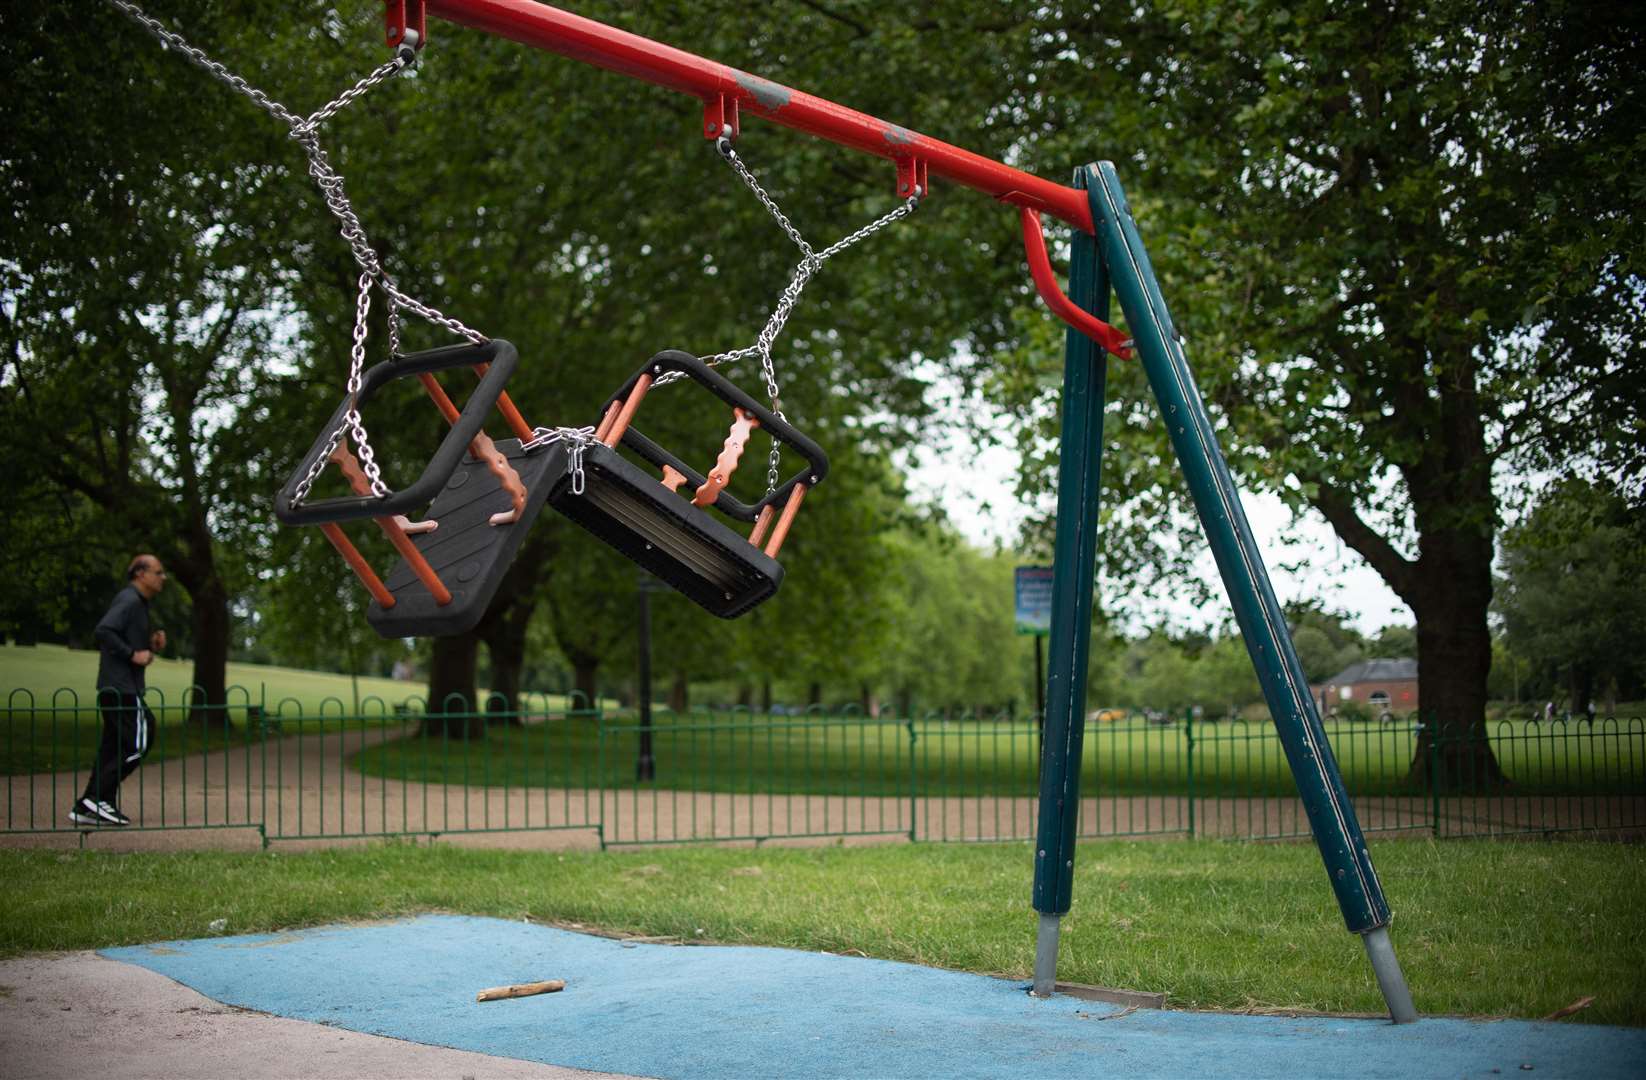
[1031,912,1061,998]
[1362,926,1418,1023]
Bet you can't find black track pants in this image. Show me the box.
[81,690,155,807]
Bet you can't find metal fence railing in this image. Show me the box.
[4,687,1642,848]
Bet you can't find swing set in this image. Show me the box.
[111,0,1420,1026]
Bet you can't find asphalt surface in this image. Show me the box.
[65,915,1646,1080]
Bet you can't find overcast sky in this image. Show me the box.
[901,383,1413,638]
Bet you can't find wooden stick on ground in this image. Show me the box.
[1543,995,1595,1021]
[475,980,566,1002]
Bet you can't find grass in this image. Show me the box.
[6,645,1643,800]
[1,642,419,716]
[349,711,1646,799]
[0,644,585,774]
[1,837,1641,1026]
[0,643,419,774]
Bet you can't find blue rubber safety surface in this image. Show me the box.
[105,915,1644,1079]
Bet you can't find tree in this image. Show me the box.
[249,2,1014,724]
[1366,625,1416,660]
[0,482,124,647]
[1496,480,1646,716]
[3,1,302,723]
[989,0,1644,789]
[1285,602,1366,685]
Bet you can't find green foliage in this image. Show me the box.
[1496,480,1646,709]
[1366,624,1416,660]
[1284,602,1367,683]
[986,0,1645,740]
[1094,628,1264,716]
[1,0,321,702]
[863,524,1038,716]
[13,0,1636,743]
[1335,700,1376,725]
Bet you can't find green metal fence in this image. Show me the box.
[4,687,1642,847]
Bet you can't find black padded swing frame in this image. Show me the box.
[274,339,518,525]
[274,339,559,638]
[548,350,829,619]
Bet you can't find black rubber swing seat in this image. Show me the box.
[273,339,556,638]
[366,437,563,638]
[547,350,828,620]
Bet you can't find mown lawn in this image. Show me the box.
[2,837,1641,1026]
[0,643,419,717]
[0,644,421,774]
[6,645,1641,799]
[350,711,1645,799]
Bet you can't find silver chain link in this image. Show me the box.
[109,0,485,504]
[672,137,920,491]
[108,0,304,128]
[522,426,598,495]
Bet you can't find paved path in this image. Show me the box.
[5,727,1640,851]
[0,950,636,1079]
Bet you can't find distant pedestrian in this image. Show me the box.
[1544,701,1555,723]
[71,555,167,827]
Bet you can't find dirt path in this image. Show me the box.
[4,727,1639,852]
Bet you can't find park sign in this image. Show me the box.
[1014,566,1054,636]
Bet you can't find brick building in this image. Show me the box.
[1315,658,1419,717]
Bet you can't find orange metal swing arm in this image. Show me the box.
[387,0,1131,360]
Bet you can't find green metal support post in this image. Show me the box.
[1031,167,1110,997]
[1085,161,1416,1022]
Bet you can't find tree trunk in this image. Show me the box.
[859,681,878,717]
[668,670,688,713]
[736,684,753,709]
[185,572,231,730]
[808,681,823,707]
[571,656,599,712]
[1306,342,1507,792]
[423,631,485,739]
[1408,538,1507,793]
[484,652,523,724]
[478,602,532,725]
[1567,665,1595,721]
[761,680,772,715]
[474,528,552,723]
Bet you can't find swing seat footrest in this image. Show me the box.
[548,442,783,618]
[365,438,562,638]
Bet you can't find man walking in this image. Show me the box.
[71,554,167,827]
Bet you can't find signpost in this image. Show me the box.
[1015,566,1054,745]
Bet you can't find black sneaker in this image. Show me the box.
[68,798,102,826]
[68,798,127,827]
[97,801,131,826]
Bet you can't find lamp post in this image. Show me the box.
[635,572,662,781]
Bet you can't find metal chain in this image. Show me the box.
[109,0,486,505]
[108,0,304,128]
[672,137,921,491]
[521,426,598,495]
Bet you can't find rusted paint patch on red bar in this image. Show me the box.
[734,70,791,111]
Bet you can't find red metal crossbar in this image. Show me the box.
[401,0,1128,358]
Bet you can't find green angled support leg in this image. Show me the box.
[1086,161,1416,1023]
[1031,167,1110,997]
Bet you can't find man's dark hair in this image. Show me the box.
[126,556,150,581]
